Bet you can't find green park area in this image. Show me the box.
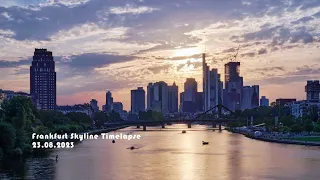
[289,137,320,142]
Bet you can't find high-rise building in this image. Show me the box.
[184,78,197,102]
[224,62,243,111]
[306,80,320,102]
[203,53,223,112]
[168,82,178,113]
[181,78,198,113]
[147,83,154,110]
[252,85,259,108]
[260,96,269,106]
[90,99,99,112]
[30,48,56,110]
[241,85,259,110]
[196,92,203,112]
[147,82,168,114]
[105,91,113,113]
[131,87,145,114]
[113,102,123,113]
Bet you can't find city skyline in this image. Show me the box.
[0,0,320,110]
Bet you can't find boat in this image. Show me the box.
[182,130,186,133]
[202,141,209,145]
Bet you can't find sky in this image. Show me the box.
[0,0,319,110]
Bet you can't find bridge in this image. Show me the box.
[105,104,240,131]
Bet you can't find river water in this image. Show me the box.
[1,124,320,180]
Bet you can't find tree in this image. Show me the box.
[290,124,303,133]
[308,105,319,122]
[304,119,314,132]
[109,111,122,122]
[280,115,295,127]
[94,112,108,128]
[66,112,92,126]
[0,121,16,155]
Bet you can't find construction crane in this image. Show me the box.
[230,45,240,62]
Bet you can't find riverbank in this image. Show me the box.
[227,128,320,146]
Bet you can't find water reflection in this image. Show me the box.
[2,124,320,180]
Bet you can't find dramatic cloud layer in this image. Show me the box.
[0,0,319,109]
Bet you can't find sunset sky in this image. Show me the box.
[0,0,319,110]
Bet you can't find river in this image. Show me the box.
[1,124,320,180]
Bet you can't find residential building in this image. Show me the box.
[0,89,4,104]
[131,87,145,114]
[276,98,296,106]
[30,48,56,110]
[56,105,90,115]
[90,99,99,112]
[0,89,31,103]
[168,82,178,113]
[260,96,269,106]
[291,100,320,119]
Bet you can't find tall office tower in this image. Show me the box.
[251,85,259,108]
[30,48,56,110]
[196,92,204,112]
[209,69,223,111]
[224,62,243,111]
[147,83,154,110]
[241,85,259,110]
[241,86,254,110]
[202,53,223,112]
[131,87,145,114]
[105,91,113,113]
[179,92,184,112]
[306,80,320,102]
[90,99,99,112]
[147,81,168,114]
[260,96,269,106]
[184,78,197,102]
[182,78,198,113]
[168,82,178,113]
[203,53,209,111]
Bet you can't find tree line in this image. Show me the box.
[227,103,319,133]
[0,96,122,160]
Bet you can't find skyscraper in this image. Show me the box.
[251,85,259,108]
[224,62,243,111]
[306,80,320,102]
[241,85,259,110]
[147,81,168,114]
[30,48,56,110]
[168,82,178,113]
[184,78,197,102]
[181,78,198,113]
[105,91,113,113]
[147,83,154,110]
[131,87,145,114]
[203,53,223,112]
